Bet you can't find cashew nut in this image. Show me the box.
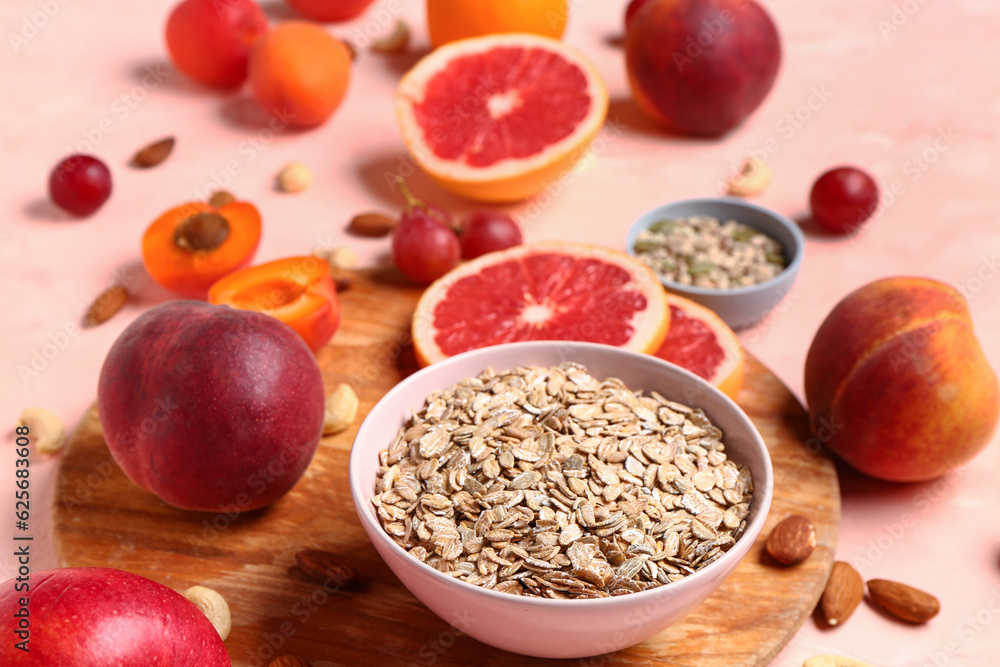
[19,407,66,455]
[183,585,232,640]
[727,158,772,196]
[324,383,359,435]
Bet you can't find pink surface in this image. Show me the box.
[1,0,998,665]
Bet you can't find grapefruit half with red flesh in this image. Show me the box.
[396,33,609,202]
[412,242,670,366]
[653,293,746,400]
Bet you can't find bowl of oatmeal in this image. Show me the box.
[349,341,773,658]
[625,197,804,330]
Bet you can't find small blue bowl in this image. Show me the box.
[625,197,804,330]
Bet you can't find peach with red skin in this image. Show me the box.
[625,0,781,136]
[98,301,325,511]
[0,567,231,665]
[804,277,1000,482]
[165,0,269,89]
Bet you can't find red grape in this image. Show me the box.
[809,166,879,234]
[459,210,523,259]
[48,154,112,217]
[393,210,460,284]
[392,181,460,284]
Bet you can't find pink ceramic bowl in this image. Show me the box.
[349,341,773,659]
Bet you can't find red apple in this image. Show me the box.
[98,301,325,512]
[0,567,230,665]
[284,0,376,22]
[625,0,781,136]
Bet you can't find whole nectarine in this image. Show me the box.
[625,0,781,136]
[805,277,999,482]
[98,301,325,511]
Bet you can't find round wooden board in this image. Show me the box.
[53,269,840,667]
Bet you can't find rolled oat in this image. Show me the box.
[371,363,754,598]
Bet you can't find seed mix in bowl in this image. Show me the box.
[634,215,787,289]
[370,362,754,599]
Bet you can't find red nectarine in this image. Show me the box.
[98,301,325,511]
[625,0,781,136]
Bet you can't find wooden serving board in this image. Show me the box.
[53,269,840,667]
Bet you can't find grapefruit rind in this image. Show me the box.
[412,242,670,367]
[655,293,746,400]
[396,33,610,203]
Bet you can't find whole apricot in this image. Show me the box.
[248,21,352,129]
[165,0,269,89]
[804,277,999,482]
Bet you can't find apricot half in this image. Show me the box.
[804,277,999,482]
[208,256,340,352]
[142,198,261,298]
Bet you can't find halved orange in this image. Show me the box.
[412,241,670,366]
[396,33,608,202]
[652,293,746,400]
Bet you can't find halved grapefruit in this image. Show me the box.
[653,293,746,400]
[395,33,609,202]
[412,242,670,366]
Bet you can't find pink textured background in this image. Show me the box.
[2,0,998,664]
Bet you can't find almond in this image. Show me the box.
[84,285,129,327]
[295,549,369,591]
[209,190,236,208]
[340,39,357,61]
[867,578,940,623]
[131,136,175,168]
[820,561,864,626]
[348,212,397,237]
[765,514,816,565]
